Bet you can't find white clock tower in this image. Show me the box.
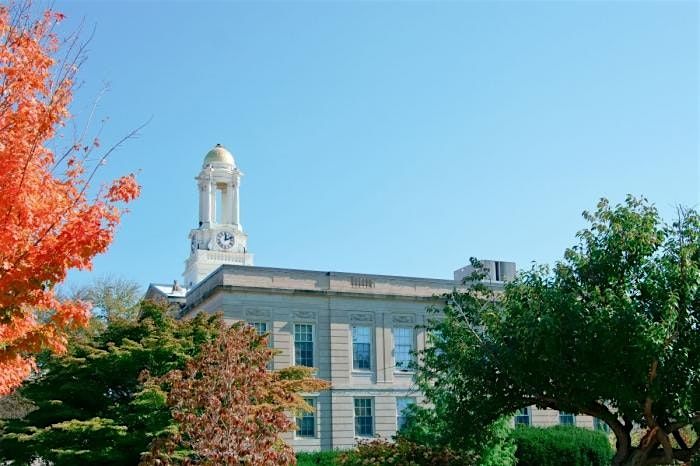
[183,144,253,287]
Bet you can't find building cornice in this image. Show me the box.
[181,263,505,318]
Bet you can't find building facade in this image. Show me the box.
[147,145,601,452]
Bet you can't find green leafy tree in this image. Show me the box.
[417,197,700,466]
[400,404,516,466]
[0,300,221,465]
[69,275,143,322]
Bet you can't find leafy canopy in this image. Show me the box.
[418,196,700,466]
[0,3,140,395]
[67,275,143,323]
[0,301,221,466]
[141,322,330,466]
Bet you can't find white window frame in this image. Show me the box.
[559,411,576,426]
[428,328,444,351]
[396,397,415,431]
[593,417,610,433]
[293,323,315,368]
[351,326,372,371]
[295,397,318,439]
[249,321,269,336]
[354,397,374,438]
[514,407,531,426]
[249,321,273,369]
[393,327,414,372]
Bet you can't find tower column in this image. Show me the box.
[224,181,235,224]
[206,171,214,225]
[221,184,229,224]
[233,175,240,227]
[198,180,207,225]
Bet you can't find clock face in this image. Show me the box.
[216,231,234,249]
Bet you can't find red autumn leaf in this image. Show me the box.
[0,2,139,396]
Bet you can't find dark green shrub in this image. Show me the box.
[337,437,475,466]
[512,426,614,466]
[399,404,516,466]
[296,451,340,466]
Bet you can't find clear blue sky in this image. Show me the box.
[60,0,699,290]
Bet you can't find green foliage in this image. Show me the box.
[511,426,614,466]
[400,405,515,466]
[416,197,700,465]
[399,402,451,446]
[399,399,515,466]
[477,417,517,466]
[337,437,475,466]
[68,275,142,322]
[296,451,341,466]
[0,300,220,466]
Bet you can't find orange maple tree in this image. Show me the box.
[0,3,140,395]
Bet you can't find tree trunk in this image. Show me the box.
[616,447,683,466]
[617,450,647,466]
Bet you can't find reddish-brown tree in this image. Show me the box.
[0,3,140,395]
[141,322,330,466]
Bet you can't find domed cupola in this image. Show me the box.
[185,143,252,288]
[203,143,235,168]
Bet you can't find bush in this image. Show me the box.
[478,418,517,466]
[337,437,475,466]
[296,451,340,466]
[399,405,516,466]
[512,426,614,466]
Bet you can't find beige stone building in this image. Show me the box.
[147,145,603,452]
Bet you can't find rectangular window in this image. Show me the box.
[296,398,316,438]
[393,327,414,371]
[593,417,610,433]
[428,329,444,356]
[514,407,531,426]
[354,398,373,437]
[250,322,272,369]
[559,412,575,426]
[396,397,415,431]
[250,322,267,335]
[294,323,314,367]
[352,326,371,370]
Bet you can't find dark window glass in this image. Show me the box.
[515,407,531,426]
[354,398,373,437]
[294,324,314,367]
[296,398,316,437]
[560,412,575,426]
[396,397,415,431]
[352,326,371,370]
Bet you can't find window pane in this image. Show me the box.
[396,397,415,431]
[515,407,530,426]
[250,322,267,335]
[354,398,373,437]
[250,322,273,369]
[296,398,316,437]
[394,327,413,370]
[559,412,575,426]
[594,417,610,433]
[352,326,371,370]
[428,329,444,356]
[294,324,314,367]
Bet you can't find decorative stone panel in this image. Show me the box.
[392,314,415,325]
